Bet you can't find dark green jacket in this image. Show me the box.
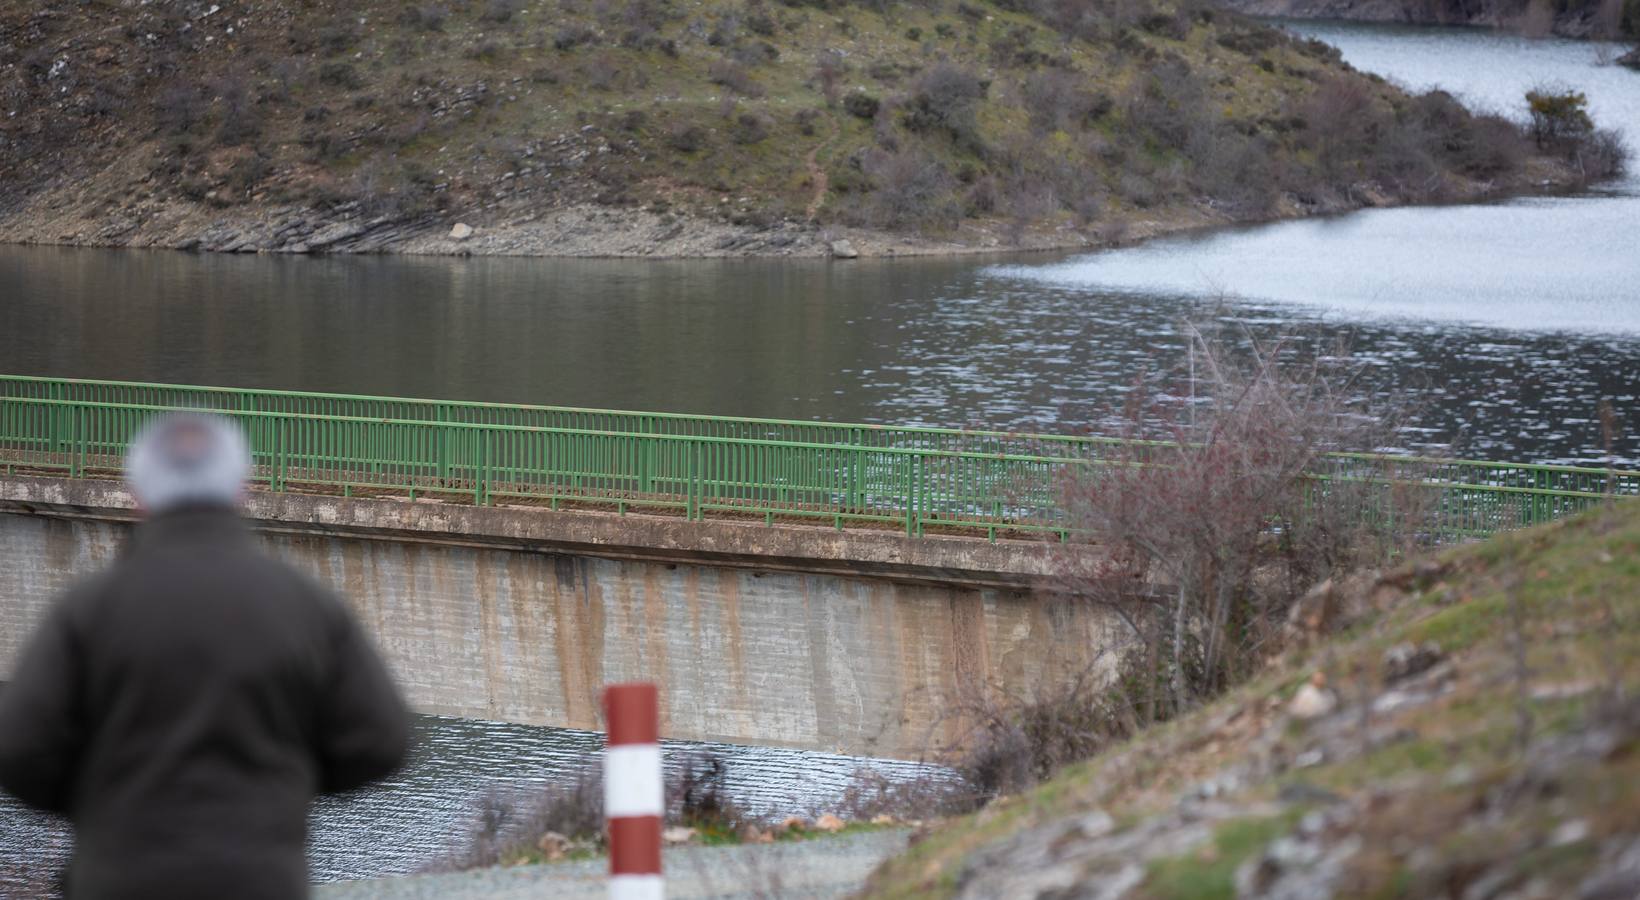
[0,506,410,899]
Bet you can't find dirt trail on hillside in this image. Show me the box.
[804,122,841,223]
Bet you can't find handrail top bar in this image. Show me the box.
[3,373,1637,479]
[0,395,1096,465]
[0,373,1104,445]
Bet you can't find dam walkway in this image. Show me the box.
[1,374,1635,543]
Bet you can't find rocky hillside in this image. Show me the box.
[0,0,1598,257]
[1217,0,1639,41]
[861,498,1640,898]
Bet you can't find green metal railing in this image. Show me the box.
[1,374,1635,540]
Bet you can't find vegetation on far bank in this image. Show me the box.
[0,0,1625,253]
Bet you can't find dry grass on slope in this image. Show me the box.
[861,498,1640,899]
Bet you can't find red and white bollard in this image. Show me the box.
[604,682,664,900]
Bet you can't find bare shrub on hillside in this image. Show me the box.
[1021,69,1110,134]
[1117,170,1160,208]
[1577,127,1630,179]
[583,52,623,90]
[317,61,362,89]
[400,4,450,31]
[1055,322,1426,721]
[1297,74,1379,178]
[859,147,962,231]
[843,91,881,120]
[318,21,361,56]
[943,654,1133,800]
[481,0,522,24]
[211,75,262,147]
[350,160,438,220]
[1124,58,1213,149]
[667,122,708,152]
[733,111,773,144]
[1034,0,1110,42]
[901,62,987,151]
[155,84,209,135]
[814,49,848,106]
[709,59,767,97]
[1188,128,1280,216]
[1407,91,1528,180]
[1002,182,1056,244]
[554,23,601,50]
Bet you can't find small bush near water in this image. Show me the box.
[437,750,975,871]
[436,751,758,870]
[438,765,605,870]
[1526,87,1629,180]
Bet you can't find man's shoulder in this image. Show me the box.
[53,565,123,620]
[122,541,347,619]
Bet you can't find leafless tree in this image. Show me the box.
[1055,321,1426,720]
[814,49,848,107]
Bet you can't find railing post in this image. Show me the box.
[273,419,286,492]
[849,428,863,512]
[70,406,83,478]
[688,440,700,520]
[904,453,918,536]
[641,438,654,495]
[475,430,490,506]
[437,405,451,484]
[49,381,63,460]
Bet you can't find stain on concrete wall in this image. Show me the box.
[0,512,1115,758]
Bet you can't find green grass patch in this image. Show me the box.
[1142,812,1303,900]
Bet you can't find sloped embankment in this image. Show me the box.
[861,499,1640,899]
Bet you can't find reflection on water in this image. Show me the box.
[989,193,1640,335]
[2,243,1636,465]
[0,715,942,889]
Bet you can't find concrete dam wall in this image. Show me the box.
[0,476,1113,758]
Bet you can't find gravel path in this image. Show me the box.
[315,829,910,900]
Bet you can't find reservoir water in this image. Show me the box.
[2,19,1638,895]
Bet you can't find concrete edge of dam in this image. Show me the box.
[2,472,1118,756]
[0,474,1063,590]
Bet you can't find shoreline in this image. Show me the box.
[1226,2,1640,41]
[0,161,1591,263]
